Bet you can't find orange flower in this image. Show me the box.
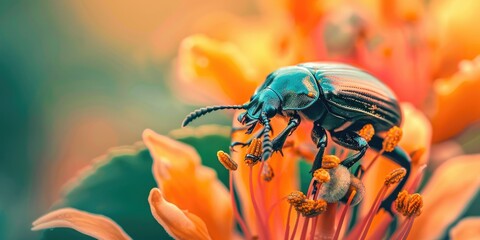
[32,119,480,239]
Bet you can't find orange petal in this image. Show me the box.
[449,217,480,240]
[148,188,211,240]
[430,0,480,77]
[429,57,480,142]
[32,208,131,240]
[142,129,234,240]
[176,34,259,104]
[408,154,480,239]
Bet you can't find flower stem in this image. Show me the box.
[249,166,267,239]
[333,189,356,240]
[290,212,301,240]
[230,171,251,239]
[284,205,293,240]
[359,185,389,240]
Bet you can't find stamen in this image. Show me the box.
[395,190,410,215]
[385,168,407,186]
[284,205,293,240]
[313,169,330,183]
[287,191,307,207]
[228,171,251,239]
[245,138,262,166]
[322,155,340,169]
[358,124,375,142]
[405,193,423,217]
[334,189,357,240]
[217,151,238,171]
[359,168,406,240]
[261,162,274,182]
[382,126,403,152]
[391,192,423,240]
[296,199,327,217]
[248,167,268,240]
[363,126,403,176]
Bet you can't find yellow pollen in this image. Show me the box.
[287,191,306,207]
[406,193,423,217]
[313,169,330,183]
[395,190,409,214]
[217,151,237,171]
[358,124,375,142]
[384,168,407,186]
[322,155,340,169]
[245,138,262,166]
[262,162,274,182]
[296,199,327,217]
[383,126,403,152]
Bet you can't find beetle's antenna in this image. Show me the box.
[182,104,248,127]
[260,113,273,161]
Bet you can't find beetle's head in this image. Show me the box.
[237,88,282,124]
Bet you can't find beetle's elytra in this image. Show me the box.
[182,62,411,215]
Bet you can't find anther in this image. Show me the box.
[287,191,306,207]
[395,190,409,214]
[358,124,375,142]
[262,162,274,182]
[245,138,262,166]
[406,193,423,217]
[322,155,340,169]
[382,126,402,152]
[296,199,327,217]
[313,169,330,183]
[217,151,237,171]
[384,168,407,186]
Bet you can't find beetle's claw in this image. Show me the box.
[229,141,249,151]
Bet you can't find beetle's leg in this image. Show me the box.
[310,122,328,173]
[369,135,411,215]
[271,115,301,154]
[330,130,368,168]
[230,128,265,150]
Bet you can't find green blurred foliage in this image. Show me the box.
[0,1,229,239]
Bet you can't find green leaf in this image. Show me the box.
[40,126,233,239]
[41,144,172,240]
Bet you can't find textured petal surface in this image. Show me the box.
[449,217,480,240]
[148,188,211,240]
[143,129,234,240]
[32,208,132,240]
[409,154,480,239]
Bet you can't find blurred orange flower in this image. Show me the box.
[174,0,480,142]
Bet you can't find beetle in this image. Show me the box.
[182,62,411,215]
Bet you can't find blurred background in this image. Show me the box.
[0,0,256,238]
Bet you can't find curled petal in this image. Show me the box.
[449,217,480,240]
[429,56,480,142]
[176,34,259,104]
[32,208,132,240]
[409,154,480,239]
[148,188,211,240]
[143,129,234,240]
